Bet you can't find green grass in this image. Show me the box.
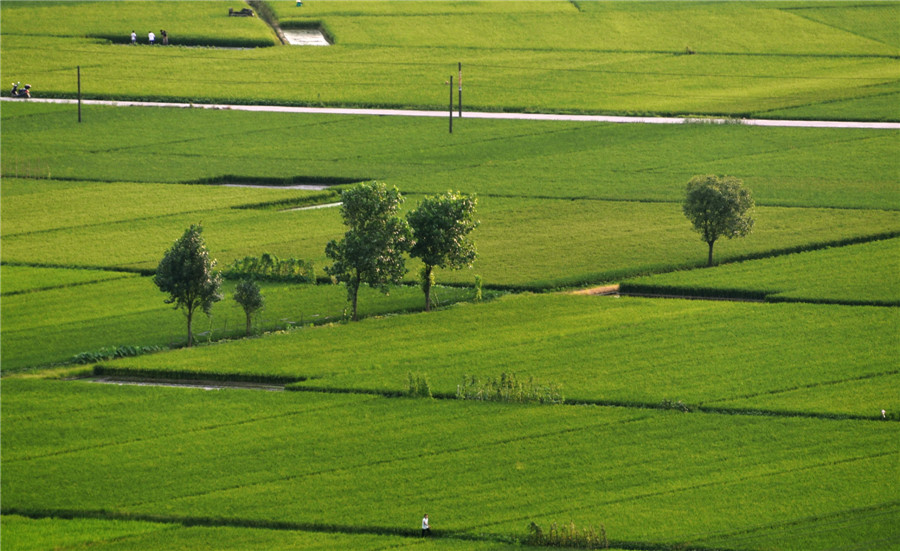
[0,270,484,372]
[2,2,898,119]
[3,103,898,209]
[0,515,525,551]
[101,294,899,418]
[621,237,900,305]
[2,379,897,550]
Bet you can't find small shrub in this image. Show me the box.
[474,274,483,302]
[661,399,692,413]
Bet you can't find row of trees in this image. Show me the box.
[325,182,478,321]
[154,176,752,347]
[154,182,478,345]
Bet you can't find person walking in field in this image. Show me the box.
[148,31,155,45]
[422,514,430,537]
[161,30,168,45]
[131,30,137,44]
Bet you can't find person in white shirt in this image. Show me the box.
[422,514,430,537]
[131,30,136,44]
[148,31,155,45]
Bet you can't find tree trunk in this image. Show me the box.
[186,307,194,347]
[351,270,360,321]
[245,311,252,336]
[707,240,715,267]
[424,265,433,312]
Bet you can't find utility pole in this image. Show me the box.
[449,76,453,134]
[77,66,82,123]
[458,62,462,118]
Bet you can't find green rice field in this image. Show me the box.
[1,1,898,119]
[1,2,898,550]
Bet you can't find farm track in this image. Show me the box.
[4,97,899,129]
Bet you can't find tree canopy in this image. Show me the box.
[233,279,264,336]
[325,182,412,321]
[408,191,479,311]
[683,175,755,266]
[154,224,223,346]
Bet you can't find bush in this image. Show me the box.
[457,372,564,404]
[72,345,165,365]
[224,253,316,283]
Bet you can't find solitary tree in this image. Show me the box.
[154,224,223,346]
[233,278,264,336]
[683,175,755,266]
[408,191,479,311]
[325,182,412,321]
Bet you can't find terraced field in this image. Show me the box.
[1,2,897,550]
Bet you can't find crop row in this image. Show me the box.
[3,103,897,210]
[3,379,897,550]
[103,294,899,418]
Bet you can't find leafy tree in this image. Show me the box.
[325,182,412,321]
[683,175,755,266]
[233,279,264,336]
[154,224,223,347]
[408,192,479,311]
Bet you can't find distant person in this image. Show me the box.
[148,31,155,45]
[161,30,168,45]
[422,514,430,537]
[131,30,137,45]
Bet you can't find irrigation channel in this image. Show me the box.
[4,97,900,129]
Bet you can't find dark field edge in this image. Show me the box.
[85,35,277,49]
[0,261,153,277]
[618,285,900,308]
[91,365,305,386]
[0,508,744,551]
[82,370,896,422]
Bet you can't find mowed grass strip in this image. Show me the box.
[3,103,898,209]
[106,294,899,417]
[621,237,900,305]
[2,380,896,549]
[0,272,481,372]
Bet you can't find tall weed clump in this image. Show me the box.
[406,372,433,398]
[525,521,608,549]
[72,345,165,365]
[457,372,564,404]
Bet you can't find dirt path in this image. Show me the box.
[5,98,898,130]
